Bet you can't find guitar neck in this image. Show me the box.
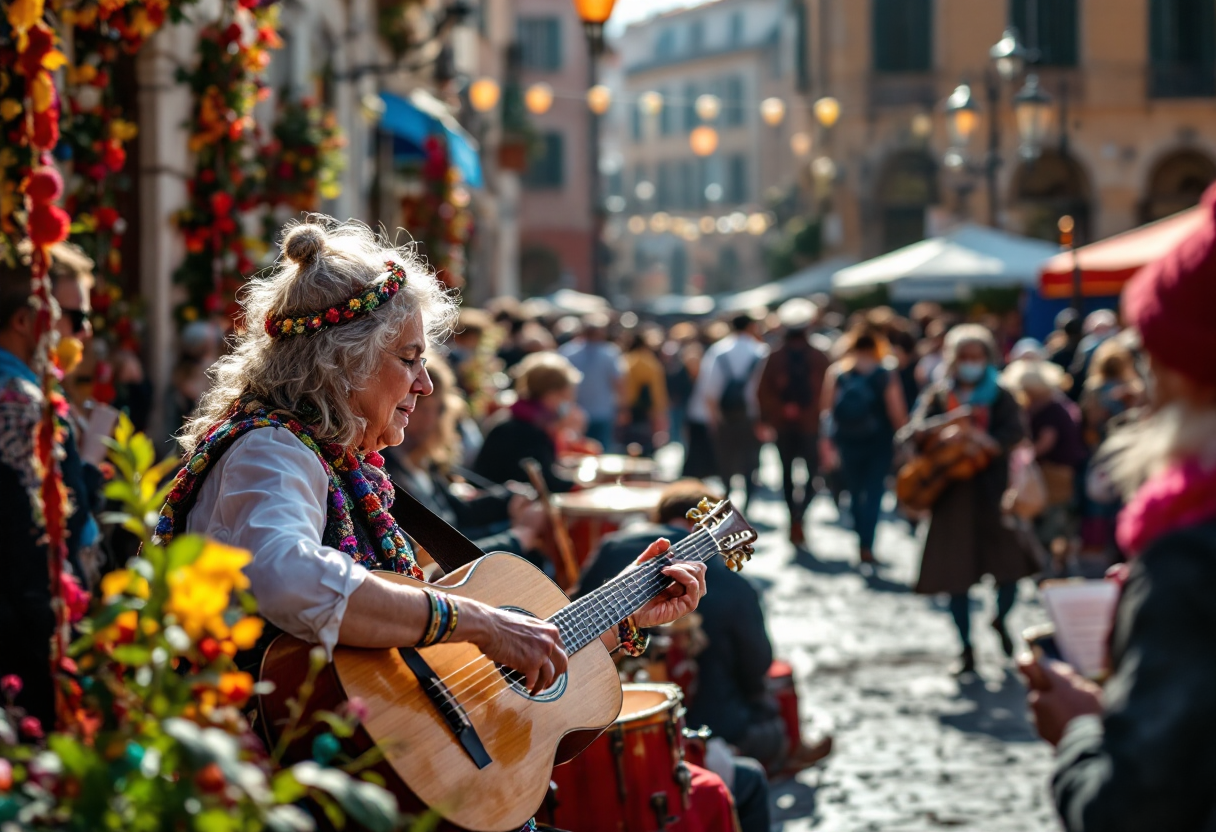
[547,528,717,654]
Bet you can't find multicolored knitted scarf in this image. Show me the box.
[154,398,422,579]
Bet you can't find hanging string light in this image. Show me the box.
[638,91,664,117]
[469,78,501,112]
[587,84,612,115]
[813,96,841,128]
[790,132,813,157]
[694,93,721,122]
[689,125,719,156]
[759,97,786,126]
[525,82,554,114]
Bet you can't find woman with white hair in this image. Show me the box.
[152,218,706,736]
[906,323,1036,674]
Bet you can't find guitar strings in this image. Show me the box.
[446,534,730,715]
[414,525,718,704]
[423,532,726,712]
[418,530,725,711]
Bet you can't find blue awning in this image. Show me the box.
[380,90,483,188]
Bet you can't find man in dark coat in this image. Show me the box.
[576,480,773,832]
[756,300,830,547]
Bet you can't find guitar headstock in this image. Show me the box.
[686,497,758,572]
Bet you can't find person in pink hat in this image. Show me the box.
[1018,182,1216,830]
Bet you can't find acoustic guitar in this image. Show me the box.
[259,498,757,832]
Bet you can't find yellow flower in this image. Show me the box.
[110,119,138,142]
[72,64,98,85]
[230,617,263,650]
[165,541,252,639]
[100,569,150,600]
[193,542,251,591]
[5,0,43,36]
[0,99,21,122]
[31,72,53,114]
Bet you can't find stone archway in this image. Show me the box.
[1142,149,1216,222]
[876,150,938,253]
[1012,149,1091,244]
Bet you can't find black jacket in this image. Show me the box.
[1053,520,1216,831]
[577,522,773,745]
[473,411,574,494]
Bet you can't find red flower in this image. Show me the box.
[1,674,22,699]
[210,191,234,215]
[60,573,90,624]
[102,141,126,173]
[19,716,43,740]
[94,206,119,230]
[199,169,216,184]
[221,22,243,45]
[342,309,355,319]
[29,205,70,247]
[199,638,222,662]
[25,167,64,204]
[195,763,226,793]
[325,308,340,323]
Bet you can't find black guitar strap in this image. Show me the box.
[392,485,487,574]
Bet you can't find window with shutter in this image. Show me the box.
[872,0,932,74]
[1012,0,1077,67]
[659,87,674,135]
[523,132,564,189]
[684,83,699,132]
[1149,0,1216,97]
[517,17,562,71]
[726,155,748,203]
[657,161,674,209]
[723,76,745,127]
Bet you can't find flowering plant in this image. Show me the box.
[398,135,473,291]
[263,96,347,214]
[173,2,282,324]
[0,415,406,830]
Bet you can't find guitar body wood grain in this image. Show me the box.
[261,553,623,832]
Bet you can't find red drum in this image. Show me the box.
[552,483,666,566]
[766,660,802,754]
[545,684,693,832]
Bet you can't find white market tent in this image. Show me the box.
[832,224,1058,302]
[716,256,857,312]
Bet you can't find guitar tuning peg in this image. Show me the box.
[685,505,704,523]
[697,497,712,513]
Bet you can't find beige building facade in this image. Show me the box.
[610,0,808,299]
[802,0,1216,260]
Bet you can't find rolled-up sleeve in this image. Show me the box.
[186,428,369,657]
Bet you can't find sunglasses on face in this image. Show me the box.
[61,308,89,335]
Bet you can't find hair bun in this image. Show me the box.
[282,223,327,266]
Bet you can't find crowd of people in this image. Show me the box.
[2,188,1216,830]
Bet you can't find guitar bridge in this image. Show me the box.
[399,648,493,769]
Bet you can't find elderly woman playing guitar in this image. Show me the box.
[152,219,707,777]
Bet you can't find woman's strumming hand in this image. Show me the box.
[458,600,568,696]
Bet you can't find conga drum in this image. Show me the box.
[563,453,659,486]
[551,483,666,566]
[766,660,802,755]
[545,683,692,832]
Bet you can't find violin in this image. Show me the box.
[895,407,995,512]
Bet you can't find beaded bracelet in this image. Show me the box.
[416,590,461,648]
[616,616,649,658]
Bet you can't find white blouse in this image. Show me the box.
[185,427,370,657]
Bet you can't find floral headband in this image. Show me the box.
[264,260,407,339]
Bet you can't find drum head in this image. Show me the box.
[618,682,682,723]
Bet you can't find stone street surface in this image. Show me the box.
[662,447,1061,832]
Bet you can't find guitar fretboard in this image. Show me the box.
[547,527,719,653]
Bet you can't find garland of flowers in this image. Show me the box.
[173,1,281,324]
[263,94,347,216]
[399,134,473,291]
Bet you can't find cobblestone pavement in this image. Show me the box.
[661,447,1062,832]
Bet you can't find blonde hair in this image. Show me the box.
[514,351,582,401]
[180,216,459,455]
[1001,358,1065,398]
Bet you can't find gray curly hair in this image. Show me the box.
[942,323,998,369]
[180,217,459,455]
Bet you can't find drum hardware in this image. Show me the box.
[649,792,677,829]
[674,760,693,809]
[609,724,628,804]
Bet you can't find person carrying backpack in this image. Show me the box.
[819,327,908,565]
[758,300,831,546]
[690,313,768,510]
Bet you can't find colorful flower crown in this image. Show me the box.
[264,260,407,339]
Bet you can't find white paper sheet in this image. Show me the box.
[1040,580,1119,679]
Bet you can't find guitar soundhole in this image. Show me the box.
[498,607,568,702]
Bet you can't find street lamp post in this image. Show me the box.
[572,0,617,297]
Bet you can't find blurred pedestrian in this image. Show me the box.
[1079,337,1146,450]
[1020,184,1216,830]
[690,313,768,510]
[474,351,581,493]
[906,324,1036,674]
[820,326,907,565]
[1046,308,1084,375]
[618,327,669,455]
[1068,309,1119,387]
[757,299,830,546]
[559,313,622,450]
[662,322,699,447]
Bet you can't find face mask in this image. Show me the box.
[956,361,987,385]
